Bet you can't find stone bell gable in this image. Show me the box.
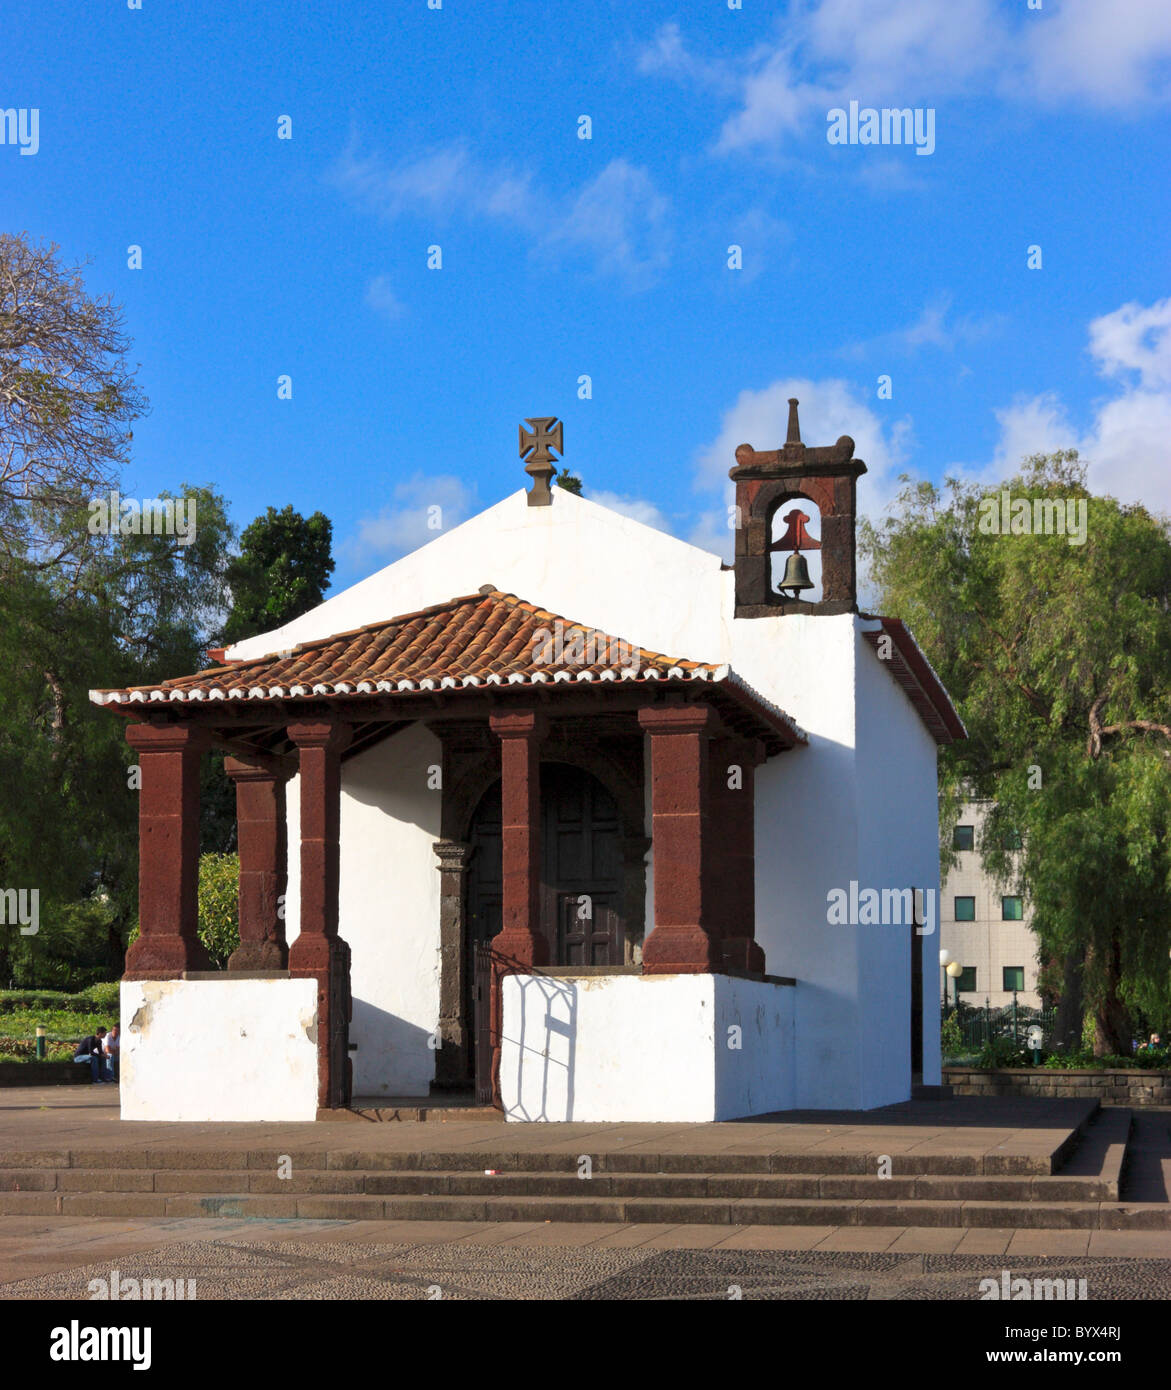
[730,397,868,617]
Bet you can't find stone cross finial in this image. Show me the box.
[519,417,563,507]
[786,398,802,445]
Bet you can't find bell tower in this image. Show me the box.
[729,398,867,617]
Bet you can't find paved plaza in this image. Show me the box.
[0,1087,1167,1299]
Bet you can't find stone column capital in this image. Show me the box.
[433,839,472,872]
[287,719,352,753]
[638,702,719,737]
[489,708,548,741]
[125,720,209,754]
[224,752,293,783]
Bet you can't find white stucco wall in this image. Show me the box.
[501,973,795,1122]
[120,978,318,1122]
[854,625,943,1098]
[228,489,731,670]
[285,722,444,1098]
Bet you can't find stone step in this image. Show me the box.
[3,1145,1074,1177]
[0,1167,1120,1201]
[0,1187,1164,1229]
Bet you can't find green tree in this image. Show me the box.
[0,233,146,567]
[556,469,583,496]
[0,484,235,981]
[861,451,1171,1054]
[220,505,334,645]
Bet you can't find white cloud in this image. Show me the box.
[992,392,1077,475]
[985,298,1171,516]
[640,0,1171,158]
[841,294,1002,360]
[686,508,736,563]
[1088,297,1171,388]
[1027,0,1171,107]
[1083,388,1171,510]
[634,20,738,95]
[330,139,535,230]
[332,141,671,286]
[541,160,672,284]
[364,274,405,321]
[341,474,479,567]
[584,489,676,535]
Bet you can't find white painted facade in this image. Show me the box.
[120,485,946,1122]
[120,977,318,1122]
[500,973,796,1122]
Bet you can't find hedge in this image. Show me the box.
[0,982,120,1015]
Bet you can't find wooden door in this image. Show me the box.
[541,763,623,967]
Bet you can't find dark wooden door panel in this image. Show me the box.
[465,764,629,1098]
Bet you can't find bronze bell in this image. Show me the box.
[778,551,813,595]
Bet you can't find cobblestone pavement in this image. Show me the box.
[4,1231,1171,1300]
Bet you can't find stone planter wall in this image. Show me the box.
[944,1066,1171,1107]
[0,1061,90,1087]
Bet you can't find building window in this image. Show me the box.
[957,967,977,993]
[954,896,976,921]
[1001,829,1023,850]
[1002,896,1024,920]
[1003,966,1025,992]
[953,824,974,851]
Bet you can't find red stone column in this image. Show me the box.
[487,709,548,1104]
[710,736,766,974]
[225,754,290,972]
[288,720,352,1109]
[638,703,721,973]
[124,721,211,980]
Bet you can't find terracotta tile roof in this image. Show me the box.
[89,587,805,749]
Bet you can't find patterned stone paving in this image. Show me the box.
[5,1239,1171,1300]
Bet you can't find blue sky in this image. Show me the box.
[6,0,1170,592]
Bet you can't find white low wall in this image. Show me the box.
[500,973,796,1123]
[120,977,319,1122]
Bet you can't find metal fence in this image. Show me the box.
[943,1000,1056,1052]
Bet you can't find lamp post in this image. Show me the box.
[34,1024,46,1062]
[940,949,952,1010]
[946,959,963,1012]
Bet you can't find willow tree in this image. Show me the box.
[861,452,1171,1054]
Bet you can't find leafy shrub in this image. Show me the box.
[0,1039,76,1062]
[195,852,240,968]
[81,982,120,1011]
[0,1009,113,1037]
[1042,1048,1171,1070]
[0,983,121,1015]
[976,1036,1031,1069]
[940,1010,963,1058]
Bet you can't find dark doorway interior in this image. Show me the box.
[464,763,626,1082]
[910,890,924,1082]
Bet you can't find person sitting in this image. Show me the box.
[72,1028,108,1083]
[102,1024,120,1083]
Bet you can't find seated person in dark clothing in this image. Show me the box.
[72,1028,109,1082]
